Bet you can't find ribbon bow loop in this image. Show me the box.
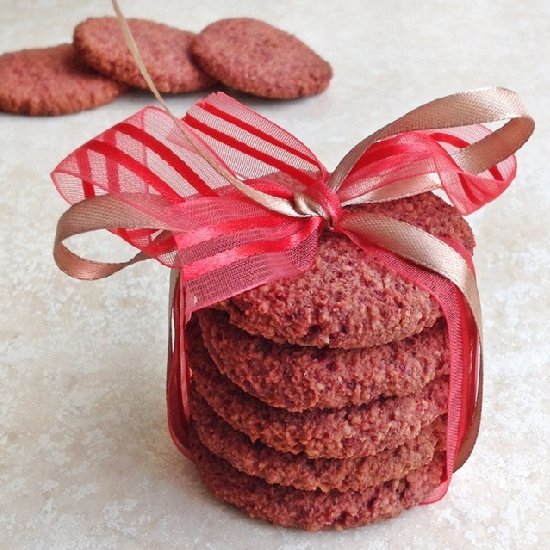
[330,86,533,216]
[335,124,518,216]
[184,93,329,193]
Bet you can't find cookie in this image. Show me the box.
[73,17,215,93]
[189,428,445,531]
[190,385,446,492]
[0,44,126,116]
[218,193,475,348]
[191,18,332,99]
[188,330,449,458]
[198,309,449,411]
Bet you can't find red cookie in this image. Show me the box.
[191,385,447,492]
[188,329,449,458]
[0,44,126,116]
[73,17,215,93]
[191,18,332,99]
[219,193,475,349]
[189,429,445,531]
[198,309,449,411]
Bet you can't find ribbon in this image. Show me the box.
[50,87,533,502]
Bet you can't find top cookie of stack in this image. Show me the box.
[187,192,474,530]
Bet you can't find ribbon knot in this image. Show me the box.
[292,178,343,229]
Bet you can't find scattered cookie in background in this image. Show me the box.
[0,44,127,116]
[0,13,333,116]
[73,17,215,93]
[192,18,333,99]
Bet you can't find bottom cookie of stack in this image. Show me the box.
[189,427,445,531]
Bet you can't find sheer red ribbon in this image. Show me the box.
[51,91,522,502]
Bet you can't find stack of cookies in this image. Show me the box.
[187,193,476,530]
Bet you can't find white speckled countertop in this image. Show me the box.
[1,1,549,548]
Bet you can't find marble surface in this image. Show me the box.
[1,1,549,548]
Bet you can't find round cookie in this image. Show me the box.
[188,331,449,458]
[198,309,449,411]
[0,44,126,116]
[191,18,332,99]
[218,192,475,349]
[190,385,447,492]
[73,18,215,93]
[189,429,445,531]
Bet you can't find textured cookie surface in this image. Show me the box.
[0,44,126,116]
[191,386,447,492]
[199,309,449,411]
[191,18,332,98]
[190,429,445,531]
[189,331,449,458]
[219,193,474,348]
[74,18,215,92]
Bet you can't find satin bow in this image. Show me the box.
[51,88,533,502]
